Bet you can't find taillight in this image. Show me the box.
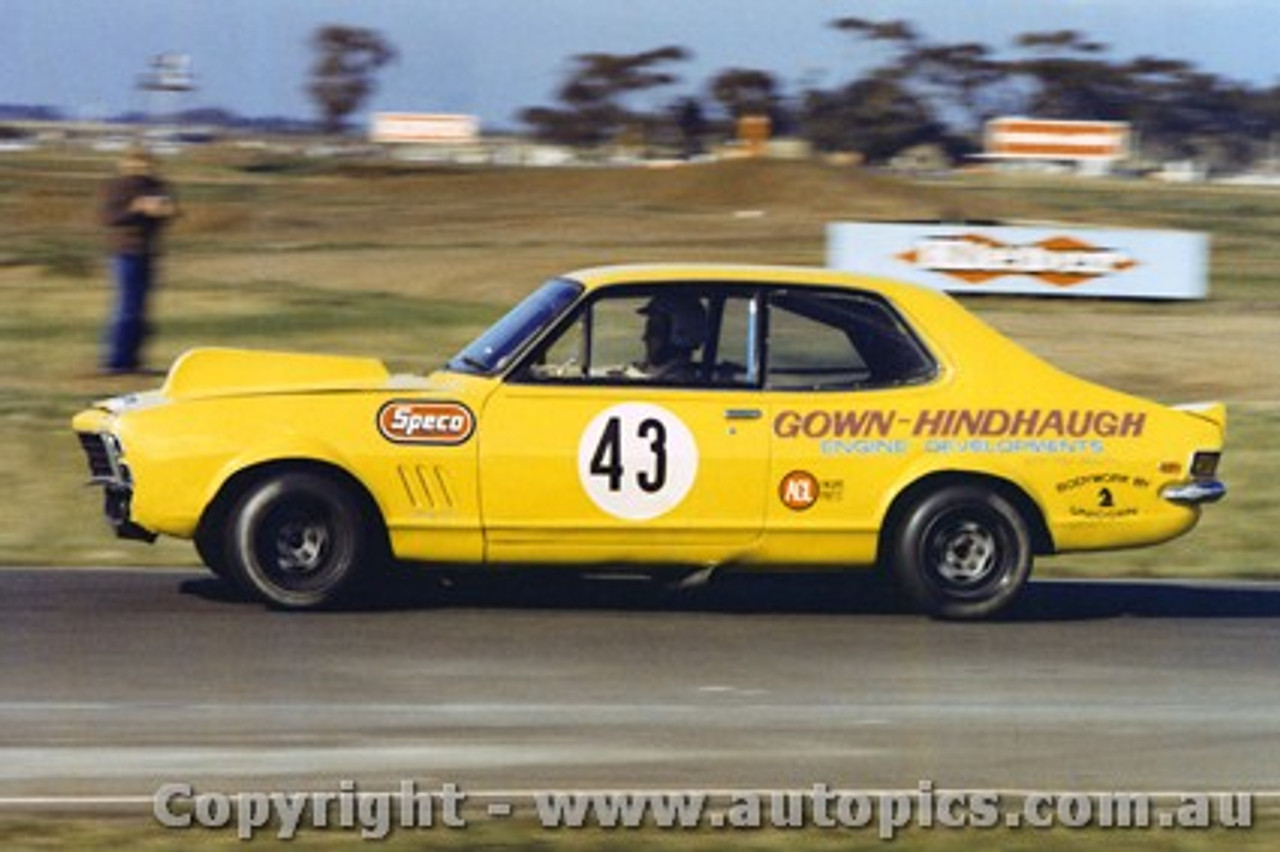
[1190,451,1221,479]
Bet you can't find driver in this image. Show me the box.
[633,294,707,382]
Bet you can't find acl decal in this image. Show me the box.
[377,401,475,445]
[779,471,820,511]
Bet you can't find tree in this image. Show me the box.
[521,46,690,147]
[709,68,779,119]
[821,18,957,161]
[514,21,1280,171]
[830,17,920,49]
[306,25,396,134]
[672,96,708,158]
[1122,61,1268,168]
[830,16,920,82]
[1008,30,1128,119]
[802,73,947,162]
[906,42,1012,137]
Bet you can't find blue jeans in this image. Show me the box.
[103,254,153,371]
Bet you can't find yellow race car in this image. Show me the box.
[73,264,1226,618]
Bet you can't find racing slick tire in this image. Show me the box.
[193,525,229,580]
[222,469,384,610]
[889,484,1032,620]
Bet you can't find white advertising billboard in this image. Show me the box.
[370,113,479,144]
[827,222,1209,300]
[985,117,1130,163]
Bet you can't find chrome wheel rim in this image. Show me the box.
[932,521,998,587]
[274,518,330,574]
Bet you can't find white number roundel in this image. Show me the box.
[578,403,698,521]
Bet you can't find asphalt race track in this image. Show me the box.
[2,566,1279,800]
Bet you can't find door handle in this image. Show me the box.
[724,408,762,421]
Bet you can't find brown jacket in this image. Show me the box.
[100,174,175,255]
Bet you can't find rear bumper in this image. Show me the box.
[1161,479,1227,506]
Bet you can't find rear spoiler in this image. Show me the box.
[1174,401,1226,434]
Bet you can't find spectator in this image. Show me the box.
[99,144,177,374]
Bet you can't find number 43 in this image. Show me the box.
[590,416,668,494]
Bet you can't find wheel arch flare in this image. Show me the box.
[877,469,1055,563]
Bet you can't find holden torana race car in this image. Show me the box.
[73,264,1226,618]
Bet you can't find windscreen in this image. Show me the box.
[447,277,583,375]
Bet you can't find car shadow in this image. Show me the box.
[178,569,1280,621]
[1006,577,1280,621]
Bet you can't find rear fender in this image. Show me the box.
[878,470,1055,563]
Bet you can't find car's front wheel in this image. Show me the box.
[194,524,229,580]
[889,484,1032,620]
[223,470,383,610]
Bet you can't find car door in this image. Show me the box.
[478,287,769,564]
[758,287,940,565]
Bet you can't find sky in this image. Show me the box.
[3,0,1278,129]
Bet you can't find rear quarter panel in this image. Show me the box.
[879,285,1224,555]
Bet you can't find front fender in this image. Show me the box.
[183,431,367,535]
[129,422,365,540]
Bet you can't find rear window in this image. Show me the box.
[765,290,936,391]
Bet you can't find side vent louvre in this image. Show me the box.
[397,465,456,513]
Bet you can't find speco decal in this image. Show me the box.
[377,401,475,445]
[578,403,698,521]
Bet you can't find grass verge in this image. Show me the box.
[0,150,1274,574]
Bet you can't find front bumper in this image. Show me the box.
[1161,478,1227,506]
[76,432,157,542]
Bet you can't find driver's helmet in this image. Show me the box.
[639,294,708,351]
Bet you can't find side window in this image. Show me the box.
[587,297,650,376]
[706,294,756,387]
[766,303,868,389]
[515,287,759,389]
[537,313,586,379]
[518,295,655,382]
[765,290,935,391]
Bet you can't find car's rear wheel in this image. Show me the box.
[890,484,1032,620]
[223,470,382,610]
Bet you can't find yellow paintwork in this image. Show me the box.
[72,264,1226,570]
